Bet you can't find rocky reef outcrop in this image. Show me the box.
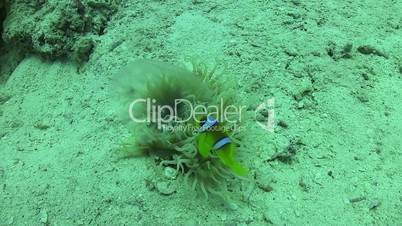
[2,0,119,62]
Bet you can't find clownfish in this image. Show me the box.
[196,115,248,176]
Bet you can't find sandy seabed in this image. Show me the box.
[0,1,401,225]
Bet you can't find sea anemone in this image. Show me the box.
[114,58,247,200]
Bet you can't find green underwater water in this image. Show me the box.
[0,1,402,225]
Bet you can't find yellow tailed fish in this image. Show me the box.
[196,115,248,176]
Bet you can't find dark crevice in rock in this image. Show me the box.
[0,0,7,46]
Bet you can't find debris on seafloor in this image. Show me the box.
[357,45,388,59]
[267,138,304,163]
[369,200,381,210]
